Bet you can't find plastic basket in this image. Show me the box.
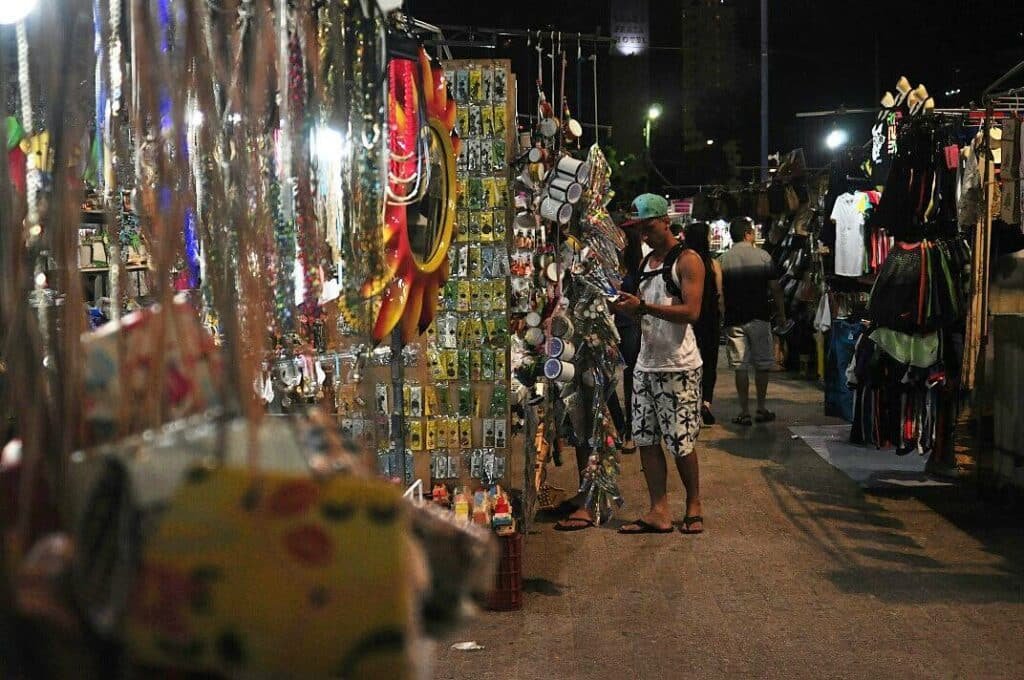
[485,533,523,611]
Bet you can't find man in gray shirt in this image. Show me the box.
[719,218,787,426]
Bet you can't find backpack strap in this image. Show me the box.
[638,243,687,300]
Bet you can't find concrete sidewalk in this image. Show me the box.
[433,371,1024,679]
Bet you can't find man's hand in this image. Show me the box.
[610,291,643,316]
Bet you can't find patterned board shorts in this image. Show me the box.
[631,368,703,458]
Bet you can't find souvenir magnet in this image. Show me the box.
[482,418,496,447]
[494,420,508,449]
[409,384,423,417]
[459,418,473,449]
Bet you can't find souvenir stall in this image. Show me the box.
[0,2,501,677]
[968,70,1024,492]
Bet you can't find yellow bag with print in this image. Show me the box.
[124,467,414,678]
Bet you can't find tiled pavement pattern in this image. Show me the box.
[434,370,1024,679]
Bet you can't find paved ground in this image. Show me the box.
[433,368,1024,679]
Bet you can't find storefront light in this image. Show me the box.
[0,0,40,25]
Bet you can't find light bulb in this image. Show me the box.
[825,129,849,150]
[0,0,40,25]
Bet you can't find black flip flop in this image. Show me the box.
[680,515,704,535]
[755,409,776,423]
[618,519,673,535]
[732,414,752,426]
[554,517,596,532]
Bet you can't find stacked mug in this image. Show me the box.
[538,155,591,226]
[543,315,576,384]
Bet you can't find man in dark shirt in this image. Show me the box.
[719,218,786,425]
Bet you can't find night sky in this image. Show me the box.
[406,0,1024,190]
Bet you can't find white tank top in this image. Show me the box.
[635,254,703,372]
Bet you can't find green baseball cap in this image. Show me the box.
[621,193,669,227]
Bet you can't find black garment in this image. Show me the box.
[607,323,641,437]
[873,113,961,243]
[692,253,721,404]
[694,323,720,404]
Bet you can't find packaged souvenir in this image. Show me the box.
[408,384,423,417]
[455,69,469,103]
[481,105,494,138]
[470,350,482,381]
[493,67,508,101]
[494,419,508,449]
[467,244,482,278]
[482,67,494,102]
[458,384,473,416]
[426,419,439,450]
[492,104,507,136]
[479,210,494,243]
[459,418,473,449]
[468,104,483,138]
[407,419,423,451]
[482,348,495,381]
[468,67,483,101]
[481,418,496,447]
[457,280,472,312]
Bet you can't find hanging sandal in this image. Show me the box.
[680,516,704,535]
[754,409,776,423]
[732,414,752,426]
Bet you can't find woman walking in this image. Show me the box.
[683,221,724,425]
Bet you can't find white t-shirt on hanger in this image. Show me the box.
[830,192,867,277]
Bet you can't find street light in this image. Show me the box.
[706,139,715,146]
[0,0,39,25]
[644,103,662,151]
[825,129,849,150]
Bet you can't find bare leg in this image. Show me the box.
[636,445,672,529]
[754,369,770,412]
[735,369,751,416]
[674,452,702,530]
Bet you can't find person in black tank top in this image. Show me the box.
[684,221,724,425]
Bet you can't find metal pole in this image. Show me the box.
[759,0,768,182]
[644,118,651,190]
[390,327,407,484]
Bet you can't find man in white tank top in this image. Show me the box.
[611,194,705,535]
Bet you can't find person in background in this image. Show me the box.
[683,221,724,425]
[719,217,787,426]
[606,226,645,454]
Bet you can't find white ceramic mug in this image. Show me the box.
[549,314,574,338]
[528,146,548,164]
[547,337,576,361]
[524,326,544,345]
[555,155,591,182]
[548,176,583,204]
[540,196,573,225]
[544,358,575,382]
